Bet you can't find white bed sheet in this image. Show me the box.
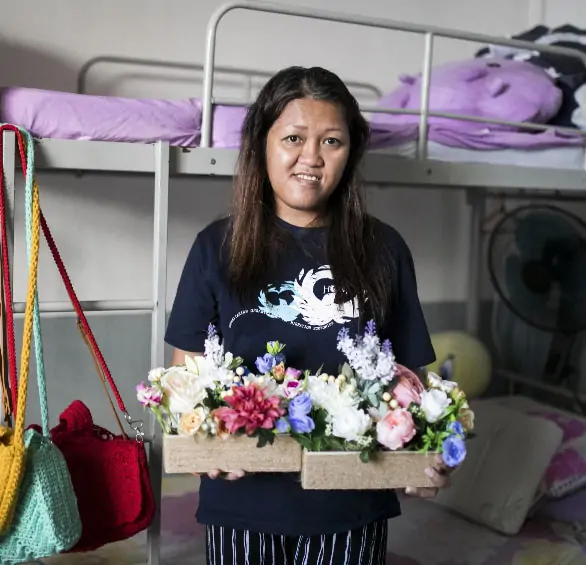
[373,140,586,170]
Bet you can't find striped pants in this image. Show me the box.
[205,519,388,565]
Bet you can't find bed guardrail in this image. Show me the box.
[75,54,383,101]
[200,0,586,159]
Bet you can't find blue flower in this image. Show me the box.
[288,392,313,418]
[289,415,315,434]
[256,353,276,374]
[275,418,290,433]
[441,435,466,468]
[365,320,376,335]
[275,353,286,365]
[447,421,464,437]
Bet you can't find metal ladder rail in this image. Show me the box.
[1,132,168,565]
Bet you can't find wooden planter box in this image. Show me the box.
[301,449,438,490]
[163,434,302,474]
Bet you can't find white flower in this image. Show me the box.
[160,368,210,415]
[177,407,208,436]
[148,367,165,382]
[427,371,458,394]
[420,389,451,423]
[306,375,360,415]
[331,406,372,441]
[184,354,233,388]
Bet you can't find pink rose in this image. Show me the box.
[376,408,416,450]
[392,365,424,408]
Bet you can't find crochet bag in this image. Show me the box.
[34,208,156,551]
[0,125,82,561]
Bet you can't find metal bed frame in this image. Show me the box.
[3,2,586,563]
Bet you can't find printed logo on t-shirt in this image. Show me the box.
[229,265,360,330]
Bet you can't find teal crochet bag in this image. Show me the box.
[0,126,82,561]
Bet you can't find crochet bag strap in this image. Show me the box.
[0,130,18,423]
[39,211,144,440]
[5,126,48,436]
[0,125,40,444]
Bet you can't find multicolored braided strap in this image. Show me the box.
[0,125,82,561]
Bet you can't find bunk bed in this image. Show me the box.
[3,1,586,564]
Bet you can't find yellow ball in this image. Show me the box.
[425,331,492,399]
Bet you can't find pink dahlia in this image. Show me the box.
[213,383,285,435]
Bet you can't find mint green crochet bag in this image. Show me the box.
[0,127,82,561]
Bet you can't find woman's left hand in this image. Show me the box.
[404,453,456,498]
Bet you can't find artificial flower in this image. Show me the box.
[285,367,302,379]
[331,406,371,442]
[286,392,315,434]
[458,406,475,432]
[336,321,396,383]
[306,375,360,416]
[178,407,207,436]
[427,371,458,394]
[392,366,424,408]
[275,418,290,433]
[136,381,163,408]
[256,353,277,374]
[376,408,416,450]
[272,363,286,381]
[442,434,467,467]
[147,367,165,382]
[419,388,451,423]
[160,368,209,414]
[280,379,303,399]
[213,383,285,435]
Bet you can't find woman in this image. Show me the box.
[165,66,454,565]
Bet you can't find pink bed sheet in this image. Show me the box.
[0,86,417,150]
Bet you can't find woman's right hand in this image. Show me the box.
[208,469,246,480]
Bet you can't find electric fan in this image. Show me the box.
[487,204,586,401]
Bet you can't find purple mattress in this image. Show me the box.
[0,86,415,150]
[1,86,582,152]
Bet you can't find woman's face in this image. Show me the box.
[265,97,350,227]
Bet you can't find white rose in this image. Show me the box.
[420,389,451,423]
[160,368,209,415]
[148,367,165,382]
[331,407,372,442]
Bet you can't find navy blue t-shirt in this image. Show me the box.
[165,215,435,536]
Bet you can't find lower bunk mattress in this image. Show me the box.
[32,476,586,565]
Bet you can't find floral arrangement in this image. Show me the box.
[137,322,475,468]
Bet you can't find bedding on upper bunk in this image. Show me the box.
[0,86,252,148]
[370,57,586,150]
[0,86,416,150]
[476,24,586,130]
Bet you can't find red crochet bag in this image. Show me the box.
[36,210,156,552]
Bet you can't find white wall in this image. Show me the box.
[0,0,580,308]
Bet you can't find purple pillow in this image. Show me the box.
[371,58,562,132]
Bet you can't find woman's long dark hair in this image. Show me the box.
[227,66,394,325]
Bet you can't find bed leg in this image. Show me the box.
[465,189,486,336]
[147,141,170,565]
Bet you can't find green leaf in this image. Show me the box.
[367,393,378,407]
[255,429,275,448]
[368,383,381,394]
[359,449,371,463]
[341,363,354,379]
[294,435,313,451]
